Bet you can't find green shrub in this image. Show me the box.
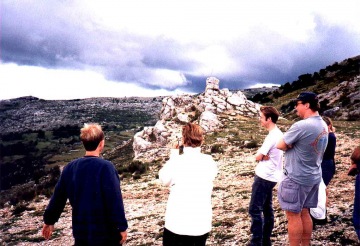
[19,189,36,202]
[128,161,148,174]
[211,144,224,154]
[12,203,28,216]
[133,174,141,180]
[244,140,258,148]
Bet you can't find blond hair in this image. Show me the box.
[322,116,334,132]
[80,123,104,151]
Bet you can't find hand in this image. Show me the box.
[120,231,127,244]
[348,163,359,176]
[42,224,54,240]
[262,155,270,161]
[172,142,179,149]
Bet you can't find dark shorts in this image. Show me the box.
[277,176,319,213]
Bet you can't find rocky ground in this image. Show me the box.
[1,119,359,245]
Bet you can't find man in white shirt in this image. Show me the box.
[249,106,283,246]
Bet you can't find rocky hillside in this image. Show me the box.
[1,112,359,245]
[250,55,360,120]
[0,96,163,192]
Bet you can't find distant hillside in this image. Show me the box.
[0,96,162,193]
[0,96,163,134]
[249,55,360,120]
[239,86,279,98]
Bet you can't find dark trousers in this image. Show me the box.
[248,175,277,246]
[163,227,209,246]
[354,174,360,240]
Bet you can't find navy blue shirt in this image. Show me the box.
[44,156,128,245]
[323,132,336,161]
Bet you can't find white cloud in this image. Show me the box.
[249,83,280,89]
[0,63,187,100]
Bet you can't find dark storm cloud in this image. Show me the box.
[1,2,84,68]
[222,16,360,88]
[1,1,359,95]
[1,1,198,89]
[141,37,198,71]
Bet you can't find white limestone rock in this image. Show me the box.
[205,77,220,91]
[177,113,190,123]
[199,110,222,132]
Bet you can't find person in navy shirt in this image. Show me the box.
[42,123,128,245]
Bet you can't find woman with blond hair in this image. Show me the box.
[159,122,218,246]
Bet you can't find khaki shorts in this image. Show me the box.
[277,176,319,213]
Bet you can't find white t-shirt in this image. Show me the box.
[255,126,284,183]
[310,179,326,219]
[159,147,218,236]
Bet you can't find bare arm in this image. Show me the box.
[255,153,269,162]
[276,138,292,151]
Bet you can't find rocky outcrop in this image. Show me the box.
[133,77,260,161]
[320,75,360,120]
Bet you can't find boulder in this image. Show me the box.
[199,111,222,132]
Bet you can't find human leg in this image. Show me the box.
[278,178,319,246]
[285,209,313,246]
[300,208,312,246]
[249,176,264,245]
[262,181,277,246]
[301,182,320,245]
[249,176,274,245]
[285,210,303,246]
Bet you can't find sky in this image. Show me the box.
[1,0,360,100]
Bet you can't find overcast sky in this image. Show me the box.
[1,0,360,100]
